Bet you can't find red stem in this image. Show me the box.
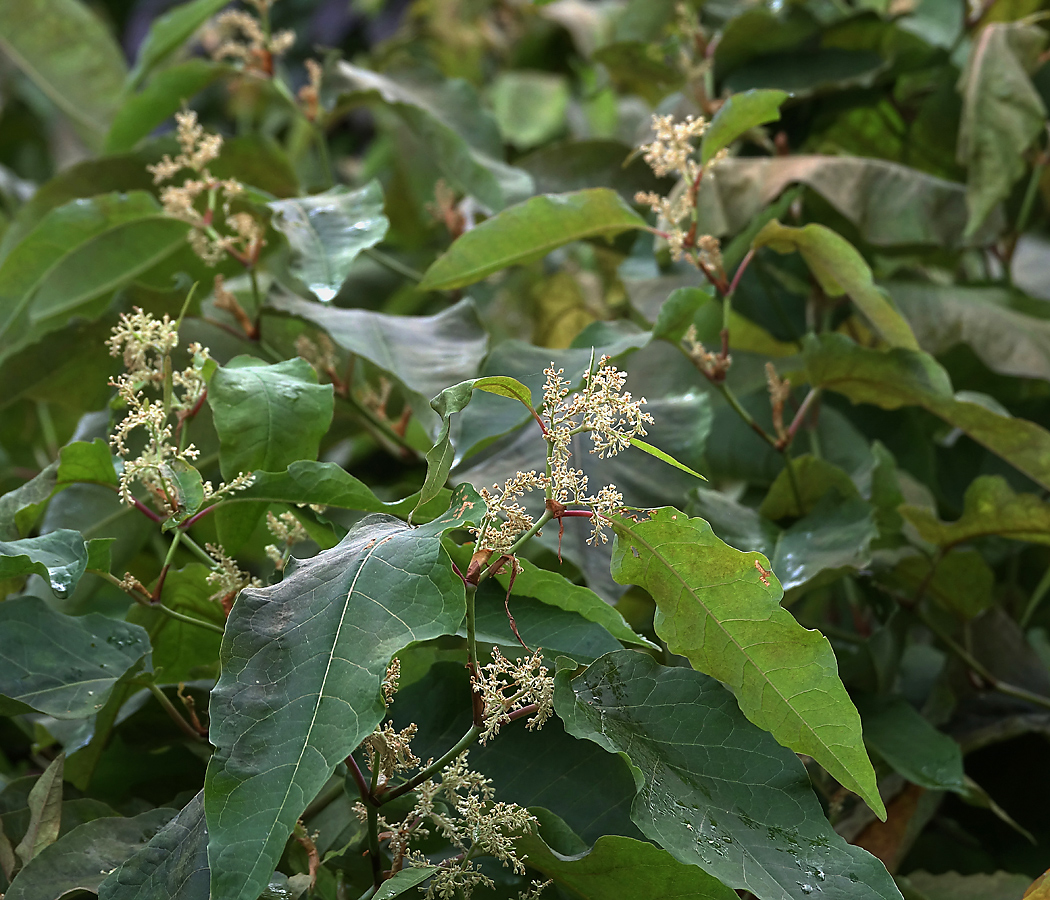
[727,248,755,298]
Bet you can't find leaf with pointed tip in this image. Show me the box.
[0,530,87,597]
[5,809,178,900]
[609,508,884,817]
[903,475,1050,548]
[629,437,705,481]
[517,823,737,899]
[14,755,63,867]
[269,182,389,303]
[804,333,1050,492]
[204,485,485,900]
[126,0,230,88]
[0,597,151,719]
[413,376,535,518]
[752,220,917,350]
[701,89,788,165]
[209,357,335,481]
[373,867,439,899]
[555,651,902,900]
[419,189,646,291]
[97,792,208,900]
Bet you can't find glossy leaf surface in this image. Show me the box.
[610,508,883,816]
[556,651,902,900]
[0,530,87,597]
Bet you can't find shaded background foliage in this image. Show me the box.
[1,0,1050,898]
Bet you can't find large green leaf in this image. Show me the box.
[0,597,151,719]
[0,0,127,145]
[418,189,647,291]
[899,870,1034,900]
[701,89,788,164]
[693,155,1002,247]
[888,283,1050,384]
[126,0,230,88]
[267,295,488,424]
[98,792,208,900]
[107,60,229,153]
[5,809,178,900]
[856,696,965,793]
[752,220,917,350]
[555,651,902,900]
[204,486,484,900]
[208,356,335,480]
[517,825,737,900]
[803,333,1050,492]
[0,529,87,597]
[13,755,63,867]
[332,64,532,212]
[609,508,884,816]
[268,182,390,302]
[0,193,189,362]
[900,475,1050,548]
[0,439,117,540]
[957,22,1048,235]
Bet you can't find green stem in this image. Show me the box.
[1015,159,1046,237]
[91,570,225,635]
[367,757,383,888]
[712,381,778,450]
[782,454,804,518]
[148,682,207,742]
[477,510,555,585]
[315,125,334,189]
[179,533,218,568]
[378,724,483,806]
[1020,560,1050,629]
[340,393,418,458]
[465,583,479,675]
[248,266,263,311]
[916,606,1050,712]
[363,247,424,283]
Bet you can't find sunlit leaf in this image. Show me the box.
[556,651,901,900]
[0,530,87,597]
[419,189,646,291]
[609,508,884,816]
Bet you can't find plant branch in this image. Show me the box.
[364,247,424,283]
[377,724,483,806]
[148,682,208,742]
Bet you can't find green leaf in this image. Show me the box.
[899,870,1035,900]
[887,283,1050,384]
[208,356,335,480]
[609,508,884,817]
[107,60,229,153]
[0,597,151,719]
[160,458,205,521]
[555,650,902,899]
[856,696,964,793]
[97,792,208,900]
[629,437,705,480]
[267,295,488,425]
[517,826,737,900]
[0,0,127,145]
[701,89,789,164]
[268,182,390,302]
[0,193,189,362]
[752,220,918,350]
[204,486,484,900]
[126,0,230,88]
[491,71,569,150]
[5,809,178,900]
[804,333,1050,492]
[901,475,1050,548]
[890,550,994,619]
[373,867,439,899]
[694,155,1001,248]
[419,189,647,291]
[0,530,87,597]
[127,565,224,684]
[331,63,531,212]
[14,755,63,867]
[0,439,117,539]
[759,455,860,520]
[413,376,535,518]
[957,22,1048,235]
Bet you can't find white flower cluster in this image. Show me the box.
[206,0,295,75]
[264,510,309,572]
[107,308,253,517]
[205,542,262,611]
[147,111,263,266]
[472,647,554,744]
[635,113,725,271]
